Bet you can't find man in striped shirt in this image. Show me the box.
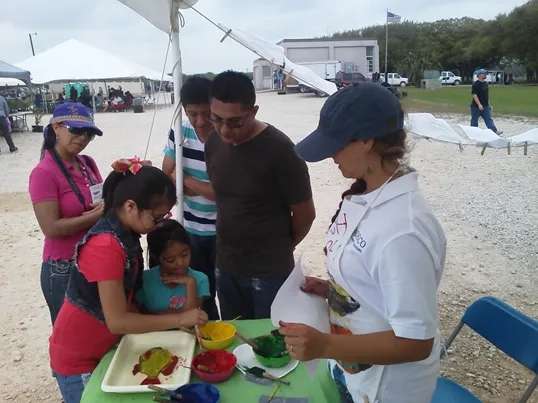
[161,76,219,320]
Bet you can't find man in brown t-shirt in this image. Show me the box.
[205,71,316,320]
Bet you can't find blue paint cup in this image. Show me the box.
[174,382,220,403]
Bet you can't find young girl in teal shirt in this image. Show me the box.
[137,219,210,313]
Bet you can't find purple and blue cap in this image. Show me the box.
[43,102,103,138]
[295,82,404,162]
[475,69,487,75]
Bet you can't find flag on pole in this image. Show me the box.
[387,11,401,23]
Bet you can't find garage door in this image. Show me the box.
[287,47,330,63]
[334,46,360,66]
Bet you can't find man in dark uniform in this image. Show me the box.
[470,69,502,135]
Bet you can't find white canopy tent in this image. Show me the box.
[212,23,337,96]
[118,0,196,221]
[0,60,31,87]
[0,77,26,86]
[16,39,168,83]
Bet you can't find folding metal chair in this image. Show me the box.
[432,296,538,403]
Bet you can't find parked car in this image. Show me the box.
[335,71,367,88]
[378,73,409,87]
[439,71,462,85]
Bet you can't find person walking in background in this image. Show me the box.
[205,70,316,320]
[0,94,18,153]
[161,76,220,320]
[470,69,503,135]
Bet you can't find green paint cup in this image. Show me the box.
[252,334,291,368]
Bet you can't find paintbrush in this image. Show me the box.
[268,382,281,402]
[181,364,216,373]
[224,315,241,325]
[239,365,291,385]
[235,331,260,350]
[194,310,205,351]
[147,385,183,400]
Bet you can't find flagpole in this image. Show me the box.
[384,8,388,83]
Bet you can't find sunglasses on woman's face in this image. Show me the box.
[61,123,97,142]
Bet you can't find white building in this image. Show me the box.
[253,38,380,90]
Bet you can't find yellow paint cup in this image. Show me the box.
[198,322,236,350]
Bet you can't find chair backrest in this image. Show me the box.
[462,296,538,373]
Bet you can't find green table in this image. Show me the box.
[82,319,340,402]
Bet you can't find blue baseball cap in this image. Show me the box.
[44,102,103,138]
[295,82,404,162]
[475,69,487,75]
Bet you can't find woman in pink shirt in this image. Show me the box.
[29,102,104,324]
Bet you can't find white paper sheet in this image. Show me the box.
[270,257,330,379]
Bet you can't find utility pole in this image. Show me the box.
[28,32,37,56]
[384,10,388,83]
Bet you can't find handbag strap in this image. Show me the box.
[50,150,87,208]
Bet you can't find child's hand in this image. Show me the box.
[179,308,208,328]
[162,274,195,286]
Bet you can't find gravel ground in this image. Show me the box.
[0,92,536,402]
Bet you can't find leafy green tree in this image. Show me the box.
[324,0,537,81]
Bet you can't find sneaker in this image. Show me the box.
[496,130,503,135]
[9,147,18,153]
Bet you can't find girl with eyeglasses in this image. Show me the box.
[49,158,208,403]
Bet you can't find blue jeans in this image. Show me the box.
[54,372,92,403]
[40,259,73,324]
[187,233,220,320]
[470,106,498,133]
[215,269,289,320]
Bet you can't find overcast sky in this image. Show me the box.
[0,0,528,75]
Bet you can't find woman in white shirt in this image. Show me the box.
[279,82,446,403]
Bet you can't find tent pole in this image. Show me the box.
[171,7,184,224]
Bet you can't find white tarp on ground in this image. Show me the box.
[407,113,538,149]
[16,39,167,84]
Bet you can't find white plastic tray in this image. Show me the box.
[101,330,196,393]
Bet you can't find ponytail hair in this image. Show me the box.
[41,125,56,160]
[102,165,177,216]
[146,219,190,268]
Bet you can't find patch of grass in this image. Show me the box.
[400,85,538,118]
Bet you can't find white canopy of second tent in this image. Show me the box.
[15,38,168,84]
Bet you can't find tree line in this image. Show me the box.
[327,0,538,83]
